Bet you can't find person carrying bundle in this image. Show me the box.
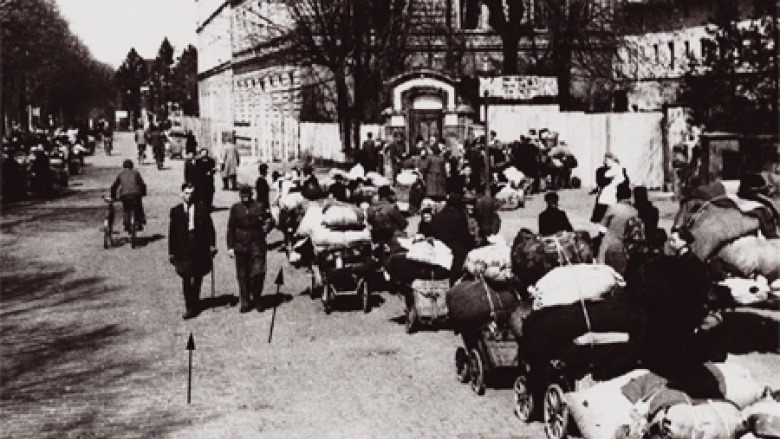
[431,193,475,284]
[367,186,408,253]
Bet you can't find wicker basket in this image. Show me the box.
[411,279,450,320]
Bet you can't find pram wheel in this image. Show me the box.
[359,278,370,313]
[514,374,535,422]
[468,348,486,396]
[543,382,570,439]
[405,306,419,334]
[455,347,470,383]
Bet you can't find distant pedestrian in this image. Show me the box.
[422,145,447,200]
[538,191,573,236]
[134,125,147,161]
[591,152,629,223]
[168,183,217,320]
[184,152,197,184]
[227,186,273,313]
[194,148,217,208]
[383,133,404,182]
[185,130,198,156]
[362,132,379,173]
[255,163,271,207]
[220,140,240,190]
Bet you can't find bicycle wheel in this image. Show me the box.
[103,220,112,249]
[130,216,137,249]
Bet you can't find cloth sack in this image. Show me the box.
[348,163,366,181]
[365,172,390,188]
[296,204,324,237]
[446,280,519,331]
[717,236,780,282]
[396,169,419,187]
[465,241,513,282]
[566,369,650,439]
[529,264,626,311]
[310,227,371,251]
[718,276,770,305]
[503,166,526,187]
[495,185,524,210]
[647,402,743,439]
[540,230,594,265]
[321,204,365,230]
[742,399,780,439]
[402,237,454,270]
[279,192,306,211]
[685,202,762,260]
[704,362,765,410]
[420,198,446,215]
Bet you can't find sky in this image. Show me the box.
[55,0,198,69]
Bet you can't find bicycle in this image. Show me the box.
[103,196,138,248]
[102,196,116,249]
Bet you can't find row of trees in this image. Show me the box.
[114,39,199,128]
[1,0,114,132]
[244,0,776,152]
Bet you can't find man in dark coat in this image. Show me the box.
[184,152,197,184]
[185,130,198,156]
[227,186,274,313]
[111,159,147,231]
[538,191,573,236]
[194,147,217,208]
[362,132,379,173]
[255,163,271,207]
[431,193,475,283]
[169,183,217,320]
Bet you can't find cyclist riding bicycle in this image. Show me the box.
[110,159,147,232]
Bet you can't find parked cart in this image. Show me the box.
[455,321,519,396]
[317,241,377,314]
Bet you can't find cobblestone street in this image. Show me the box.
[2,133,778,439]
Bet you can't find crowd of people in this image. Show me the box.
[1,124,111,200]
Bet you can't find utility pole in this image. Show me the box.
[483,90,491,196]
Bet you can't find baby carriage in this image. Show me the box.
[317,240,379,314]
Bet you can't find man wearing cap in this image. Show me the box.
[538,191,573,236]
[227,186,274,313]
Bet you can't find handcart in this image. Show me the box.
[318,241,377,314]
[512,333,641,439]
[405,277,450,333]
[454,321,519,396]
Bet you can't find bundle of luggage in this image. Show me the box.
[296,202,370,253]
[446,277,520,332]
[508,264,642,361]
[464,237,513,283]
[495,184,524,210]
[510,228,594,288]
[564,363,777,439]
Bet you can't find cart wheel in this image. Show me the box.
[514,374,535,422]
[322,284,333,314]
[405,306,418,334]
[103,221,112,249]
[360,279,370,313]
[455,347,470,383]
[468,348,485,396]
[543,383,569,439]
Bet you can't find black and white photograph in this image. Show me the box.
[2,0,779,438]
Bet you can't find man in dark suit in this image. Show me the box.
[538,191,573,236]
[194,148,217,208]
[255,163,270,207]
[169,183,217,320]
[227,186,274,313]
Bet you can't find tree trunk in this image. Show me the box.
[553,37,573,110]
[501,33,520,74]
[334,73,353,155]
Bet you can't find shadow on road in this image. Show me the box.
[200,294,240,310]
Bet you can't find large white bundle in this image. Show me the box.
[503,166,526,186]
[529,264,626,310]
[296,204,324,237]
[717,236,780,282]
[421,198,446,214]
[706,362,765,409]
[495,185,524,210]
[279,192,306,210]
[718,276,770,305]
[348,163,365,181]
[365,172,390,188]
[311,227,371,250]
[402,237,454,270]
[396,169,419,187]
[566,369,650,439]
[465,242,512,281]
[647,402,742,439]
[321,204,365,230]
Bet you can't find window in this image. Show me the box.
[701,38,716,62]
[669,41,675,68]
[654,44,659,63]
[684,40,691,58]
